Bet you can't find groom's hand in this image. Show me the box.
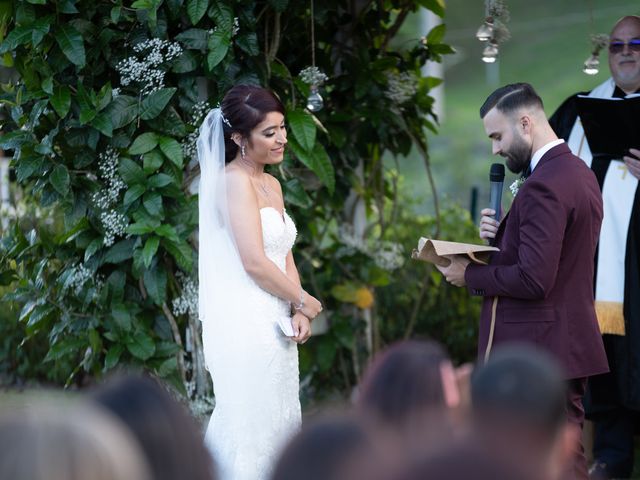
[436,255,471,287]
[479,208,500,243]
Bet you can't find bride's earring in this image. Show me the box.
[241,143,246,159]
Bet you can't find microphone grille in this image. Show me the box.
[490,163,505,181]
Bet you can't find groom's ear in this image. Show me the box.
[519,115,532,135]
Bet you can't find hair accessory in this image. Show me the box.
[220,111,232,128]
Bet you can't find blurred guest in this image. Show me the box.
[357,340,461,423]
[0,401,150,480]
[393,439,536,480]
[91,373,215,480]
[471,344,579,480]
[549,15,640,480]
[270,414,379,480]
[355,340,462,468]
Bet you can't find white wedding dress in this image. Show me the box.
[203,207,301,480]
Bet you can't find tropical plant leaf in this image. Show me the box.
[206,30,230,69]
[289,140,335,194]
[108,95,139,129]
[288,110,316,151]
[139,88,176,120]
[50,164,70,196]
[50,85,71,118]
[187,0,208,25]
[142,236,160,268]
[104,238,136,264]
[119,157,146,185]
[147,173,174,189]
[55,25,85,66]
[143,191,163,217]
[175,28,208,49]
[90,112,113,137]
[143,150,164,174]
[0,26,32,53]
[126,331,156,360]
[158,136,183,167]
[129,132,159,155]
[162,238,193,271]
[123,183,146,208]
[143,265,167,305]
[104,344,124,370]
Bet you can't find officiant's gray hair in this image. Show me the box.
[479,83,544,119]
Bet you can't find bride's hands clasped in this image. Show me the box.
[298,291,322,320]
[291,312,311,344]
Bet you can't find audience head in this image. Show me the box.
[91,373,215,480]
[479,83,553,174]
[357,339,460,426]
[0,401,150,480]
[608,15,640,94]
[471,344,576,480]
[395,439,536,480]
[270,414,376,480]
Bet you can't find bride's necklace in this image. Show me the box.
[250,175,271,198]
[258,181,271,198]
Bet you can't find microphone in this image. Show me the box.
[488,163,505,246]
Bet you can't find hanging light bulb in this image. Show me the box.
[476,18,494,42]
[482,42,499,63]
[306,85,324,112]
[582,53,599,75]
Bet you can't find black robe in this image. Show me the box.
[549,88,640,415]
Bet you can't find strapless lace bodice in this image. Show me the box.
[260,207,297,271]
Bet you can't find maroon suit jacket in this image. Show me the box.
[465,142,608,379]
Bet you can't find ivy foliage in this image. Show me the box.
[0,0,467,398]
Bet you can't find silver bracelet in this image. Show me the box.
[294,289,305,311]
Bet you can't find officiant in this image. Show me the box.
[549,15,640,480]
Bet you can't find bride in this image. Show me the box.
[197,84,323,480]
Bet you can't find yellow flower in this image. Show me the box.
[354,287,374,309]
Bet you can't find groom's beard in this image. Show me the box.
[503,134,533,175]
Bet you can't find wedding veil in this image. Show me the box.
[197,108,252,366]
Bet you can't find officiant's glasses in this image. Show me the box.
[609,39,640,55]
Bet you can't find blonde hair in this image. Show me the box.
[0,401,150,480]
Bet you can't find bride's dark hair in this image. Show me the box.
[220,85,285,164]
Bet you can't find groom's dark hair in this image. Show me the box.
[480,83,544,119]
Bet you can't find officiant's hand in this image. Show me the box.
[291,312,311,344]
[623,148,640,180]
[436,255,471,287]
[479,208,500,243]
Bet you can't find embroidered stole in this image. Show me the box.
[567,78,639,335]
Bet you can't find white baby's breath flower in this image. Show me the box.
[386,72,418,107]
[299,66,329,86]
[92,147,126,210]
[232,17,240,37]
[116,38,183,95]
[337,224,405,271]
[172,272,199,320]
[510,177,526,197]
[100,210,128,246]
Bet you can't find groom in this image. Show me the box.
[437,83,608,479]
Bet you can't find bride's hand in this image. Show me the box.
[299,293,322,319]
[291,313,311,344]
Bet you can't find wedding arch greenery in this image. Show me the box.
[0,0,479,403]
